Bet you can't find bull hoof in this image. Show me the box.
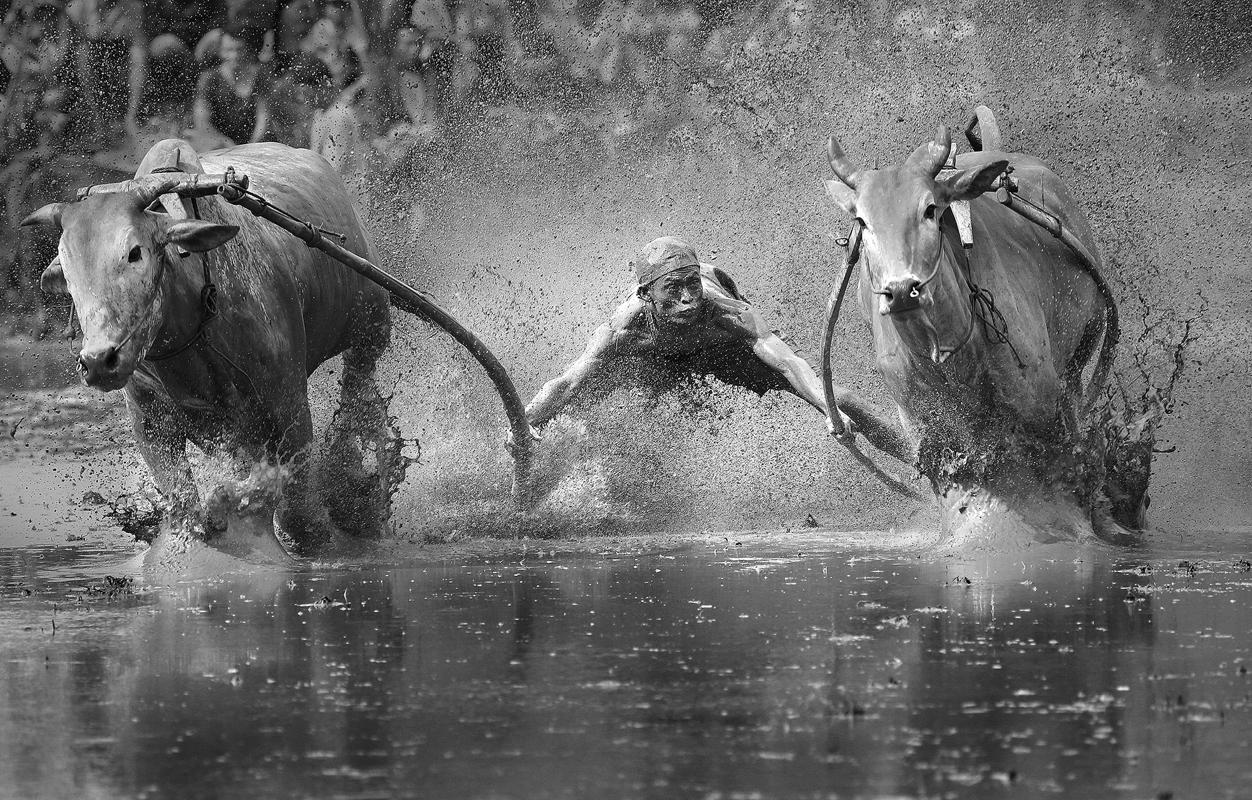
[199,484,293,564]
[209,512,294,564]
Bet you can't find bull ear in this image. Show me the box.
[824,179,857,215]
[40,257,68,295]
[20,203,65,230]
[938,159,1009,202]
[162,219,239,252]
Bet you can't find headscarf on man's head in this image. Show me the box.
[631,236,700,288]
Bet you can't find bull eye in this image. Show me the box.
[127,245,142,263]
[923,204,938,221]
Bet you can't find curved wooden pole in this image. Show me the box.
[819,224,860,438]
[819,224,922,499]
[217,183,536,507]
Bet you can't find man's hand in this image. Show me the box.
[826,408,856,444]
[504,425,541,457]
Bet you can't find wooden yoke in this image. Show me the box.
[75,170,248,204]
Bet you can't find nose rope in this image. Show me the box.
[864,239,948,301]
[843,221,1023,368]
[910,251,949,291]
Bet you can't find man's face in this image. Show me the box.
[647,265,704,324]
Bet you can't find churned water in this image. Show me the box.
[2,531,1249,799]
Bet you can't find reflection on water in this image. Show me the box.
[2,537,1250,799]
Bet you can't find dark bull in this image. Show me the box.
[21,139,534,560]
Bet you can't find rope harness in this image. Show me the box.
[953,235,1026,369]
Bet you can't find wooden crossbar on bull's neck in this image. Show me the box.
[77,171,247,202]
[79,170,536,508]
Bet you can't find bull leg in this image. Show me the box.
[324,300,396,536]
[326,347,385,463]
[124,387,197,516]
[273,399,344,555]
[1066,316,1105,418]
[322,347,387,533]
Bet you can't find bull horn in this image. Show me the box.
[926,125,952,176]
[906,125,953,177]
[134,178,185,209]
[826,135,860,189]
[20,203,65,230]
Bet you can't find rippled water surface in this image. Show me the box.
[2,533,1251,799]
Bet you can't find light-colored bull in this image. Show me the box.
[22,139,392,559]
[822,121,1112,544]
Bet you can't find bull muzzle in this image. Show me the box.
[78,343,127,390]
[879,277,924,315]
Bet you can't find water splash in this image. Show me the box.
[319,383,418,538]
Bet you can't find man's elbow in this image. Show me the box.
[775,356,815,385]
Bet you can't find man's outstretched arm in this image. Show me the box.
[525,322,617,430]
[741,310,915,465]
[751,330,829,417]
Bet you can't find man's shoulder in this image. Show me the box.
[699,263,750,304]
[696,265,772,341]
[607,294,647,328]
[595,295,649,350]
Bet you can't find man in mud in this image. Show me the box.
[515,236,912,463]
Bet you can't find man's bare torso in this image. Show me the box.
[609,265,753,353]
[596,265,792,397]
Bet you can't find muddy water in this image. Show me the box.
[2,533,1250,800]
